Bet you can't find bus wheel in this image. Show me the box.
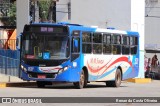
[106,68,122,87]
[73,70,87,89]
[37,81,46,88]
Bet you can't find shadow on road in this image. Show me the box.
[16,83,128,89]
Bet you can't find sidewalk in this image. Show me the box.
[0,74,23,82]
[0,74,36,88]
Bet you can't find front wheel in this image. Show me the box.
[37,81,46,88]
[73,70,87,89]
[37,81,52,88]
[106,68,122,87]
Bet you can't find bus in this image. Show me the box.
[17,22,139,89]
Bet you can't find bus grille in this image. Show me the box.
[28,72,56,79]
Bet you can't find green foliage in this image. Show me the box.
[38,0,52,22]
[0,1,16,26]
[8,2,16,26]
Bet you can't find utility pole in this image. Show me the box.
[16,0,30,36]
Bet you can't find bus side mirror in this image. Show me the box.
[16,33,22,51]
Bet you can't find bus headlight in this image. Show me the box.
[58,68,63,74]
[63,66,68,71]
[58,66,69,74]
[21,65,24,69]
[21,65,27,72]
[24,67,27,72]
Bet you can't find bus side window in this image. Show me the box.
[82,32,92,53]
[103,34,111,54]
[130,36,138,54]
[93,33,102,54]
[112,34,121,54]
[112,34,121,44]
[122,35,130,55]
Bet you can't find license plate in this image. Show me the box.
[38,75,46,79]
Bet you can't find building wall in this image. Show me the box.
[145,0,160,59]
[57,0,131,30]
[131,0,145,78]
[56,0,70,22]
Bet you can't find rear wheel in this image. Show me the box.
[106,68,122,87]
[73,70,87,89]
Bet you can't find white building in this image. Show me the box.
[145,0,160,59]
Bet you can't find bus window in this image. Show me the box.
[22,33,69,60]
[82,32,92,42]
[93,44,102,54]
[72,37,80,53]
[112,45,121,54]
[82,32,92,53]
[103,34,111,44]
[82,44,92,53]
[93,33,102,54]
[130,36,138,45]
[130,37,138,54]
[103,45,111,54]
[22,33,44,58]
[103,34,111,54]
[112,34,121,44]
[71,37,80,61]
[122,36,130,55]
[112,34,121,54]
[93,33,102,43]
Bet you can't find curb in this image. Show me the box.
[126,78,152,83]
[0,82,37,88]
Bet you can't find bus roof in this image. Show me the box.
[96,28,139,36]
[29,22,139,36]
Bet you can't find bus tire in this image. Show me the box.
[37,81,46,88]
[106,68,122,87]
[73,70,87,89]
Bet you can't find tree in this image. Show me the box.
[0,1,16,26]
[37,0,56,22]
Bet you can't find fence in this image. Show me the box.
[0,55,19,77]
[0,40,20,77]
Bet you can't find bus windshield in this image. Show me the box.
[22,33,69,60]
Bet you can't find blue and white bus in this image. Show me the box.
[18,22,139,88]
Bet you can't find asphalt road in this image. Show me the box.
[0,80,160,106]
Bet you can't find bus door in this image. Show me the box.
[71,30,82,80]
